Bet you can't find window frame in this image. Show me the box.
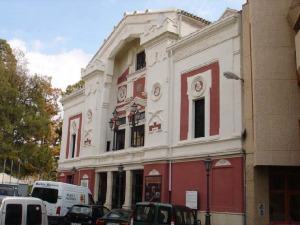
[130,125,144,147]
[269,167,300,222]
[194,98,205,138]
[136,50,146,71]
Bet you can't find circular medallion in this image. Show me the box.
[118,86,127,101]
[71,121,77,133]
[151,82,162,101]
[86,109,93,123]
[191,76,206,97]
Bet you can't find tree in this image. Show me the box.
[0,39,62,180]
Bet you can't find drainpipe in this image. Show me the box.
[168,49,174,204]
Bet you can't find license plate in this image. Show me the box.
[71,223,81,225]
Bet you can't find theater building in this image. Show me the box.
[58,8,244,224]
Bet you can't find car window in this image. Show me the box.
[27,204,42,225]
[133,205,155,223]
[0,186,14,196]
[173,206,195,225]
[157,206,171,224]
[173,206,185,225]
[70,205,91,215]
[182,208,194,225]
[5,204,22,225]
[121,210,132,219]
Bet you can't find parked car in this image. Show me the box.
[63,204,110,225]
[130,202,199,225]
[0,196,49,225]
[96,208,133,225]
[32,181,95,225]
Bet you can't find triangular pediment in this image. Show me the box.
[219,8,238,20]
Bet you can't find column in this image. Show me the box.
[104,171,113,209]
[123,170,133,209]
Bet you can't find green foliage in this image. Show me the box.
[0,39,62,181]
[62,79,84,96]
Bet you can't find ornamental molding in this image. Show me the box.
[59,173,65,177]
[149,169,160,176]
[81,59,105,78]
[168,14,238,52]
[71,121,77,134]
[117,86,127,102]
[86,109,93,123]
[190,76,206,98]
[169,15,238,62]
[148,110,163,133]
[215,159,232,167]
[83,130,92,146]
[151,82,162,101]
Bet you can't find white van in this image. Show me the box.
[0,196,48,225]
[31,181,95,225]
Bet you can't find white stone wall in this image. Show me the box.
[58,10,242,173]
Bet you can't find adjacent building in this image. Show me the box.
[242,0,300,225]
[58,8,245,224]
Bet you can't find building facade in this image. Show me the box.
[242,0,300,225]
[58,9,244,225]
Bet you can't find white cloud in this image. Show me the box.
[9,39,27,52]
[9,38,91,91]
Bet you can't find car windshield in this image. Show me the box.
[70,206,92,216]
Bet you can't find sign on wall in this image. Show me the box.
[186,190,198,209]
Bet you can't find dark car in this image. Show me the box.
[96,208,133,225]
[130,202,199,225]
[63,204,110,225]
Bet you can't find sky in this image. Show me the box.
[1,0,246,91]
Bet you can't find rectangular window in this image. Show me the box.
[136,50,146,71]
[158,206,171,224]
[31,187,59,204]
[131,125,144,147]
[194,99,205,138]
[116,129,125,150]
[269,167,300,222]
[5,204,22,225]
[71,134,76,158]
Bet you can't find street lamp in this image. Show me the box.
[127,103,141,129]
[109,109,120,150]
[117,164,124,209]
[204,156,213,225]
[223,71,244,82]
[71,166,76,184]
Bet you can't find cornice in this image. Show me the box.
[167,14,239,52]
[61,89,84,104]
